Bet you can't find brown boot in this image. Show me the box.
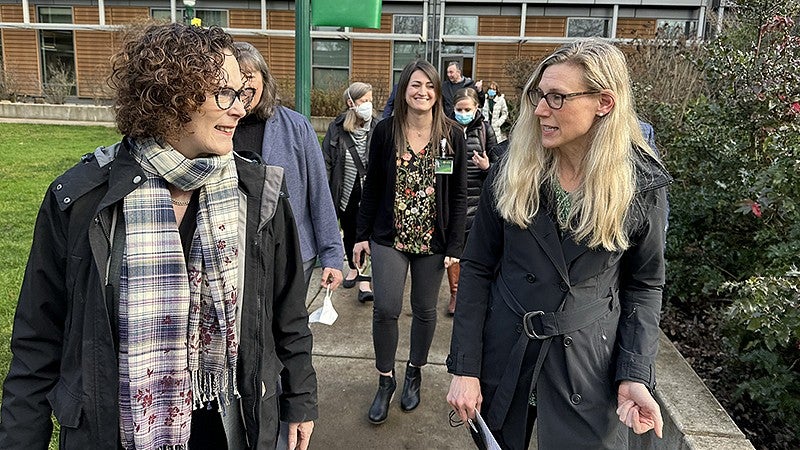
[446,263,460,316]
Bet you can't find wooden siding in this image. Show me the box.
[269,10,295,31]
[74,6,98,25]
[616,18,657,39]
[265,11,295,87]
[519,43,559,63]
[475,43,521,96]
[1,4,35,23]
[74,30,116,98]
[3,29,41,94]
[106,7,149,25]
[352,39,392,100]
[525,17,566,37]
[479,16,521,37]
[230,9,262,29]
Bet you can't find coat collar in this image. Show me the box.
[526,147,671,278]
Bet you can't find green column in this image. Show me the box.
[295,0,312,118]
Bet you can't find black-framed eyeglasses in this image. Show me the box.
[527,88,600,110]
[215,87,257,110]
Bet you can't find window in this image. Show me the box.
[443,16,478,36]
[151,9,229,27]
[442,16,478,78]
[392,42,424,85]
[38,6,76,96]
[566,18,611,38]
[656,20,698,39]
[392,15,424,84]
[312,39,350,90]
[393,15,423,35]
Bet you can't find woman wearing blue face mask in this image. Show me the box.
[322,82,377,302]
[447,88,498,315]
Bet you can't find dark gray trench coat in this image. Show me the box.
[447,148,671,450]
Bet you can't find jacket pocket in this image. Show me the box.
[46,378,83,428]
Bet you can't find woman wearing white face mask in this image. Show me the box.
[446,88,498,315]
[322,82,377,302]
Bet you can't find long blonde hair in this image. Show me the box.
[495,39,656,251]
[392,60,453,157]
[342,82,372,132]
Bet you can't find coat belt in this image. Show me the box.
[485,277,614,429]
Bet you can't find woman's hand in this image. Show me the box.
[616,380,663,438]
[447,375,482,422]
[471,151,490,170]
[353,241,371,268]
[444,256,460,269]
[287,420,314,450]
[320,267,343,290]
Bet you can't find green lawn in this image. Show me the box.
[0,123,121,447]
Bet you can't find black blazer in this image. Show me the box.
[356,116,468,257]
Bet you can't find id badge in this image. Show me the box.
[435,157,454,175]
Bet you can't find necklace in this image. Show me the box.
[171,197,191,206]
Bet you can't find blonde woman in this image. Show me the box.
[447,39,671,449]
[322,82,377,302]
[355,60,466,424]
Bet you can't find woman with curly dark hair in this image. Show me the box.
[0,23,317,450]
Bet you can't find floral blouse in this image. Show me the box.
[393,143,436,254]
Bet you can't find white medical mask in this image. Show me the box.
[353,101,373,121]
[348,90,373,121]
[455,111,474,125]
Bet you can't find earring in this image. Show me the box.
[597,113,606,117]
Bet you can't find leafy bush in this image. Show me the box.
[721,270,800,435]
[628,0,800,444]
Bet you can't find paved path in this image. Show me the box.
[304,267,478,449]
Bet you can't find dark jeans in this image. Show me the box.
[370,242,445,373]
[338,181,361,271]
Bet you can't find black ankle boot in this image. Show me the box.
[368,372,396,424]
[400,363,422,412]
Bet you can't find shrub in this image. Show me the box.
[42,63,76,104]
[721,270,800,436]
[502,56,538,96]
[0,57,21,102]
[631,0,800,442]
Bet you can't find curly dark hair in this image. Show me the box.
[109,23,237,140]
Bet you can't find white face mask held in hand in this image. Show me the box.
[309,284,338,325]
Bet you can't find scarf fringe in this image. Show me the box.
[156,445,187,450]
[191,368,241,415]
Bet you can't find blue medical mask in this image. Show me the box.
[455,111,475,125]
[487,89,496,97]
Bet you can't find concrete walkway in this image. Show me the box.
[302,266,754,450]
[304,267,479,449]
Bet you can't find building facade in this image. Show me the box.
[0,0,715,104]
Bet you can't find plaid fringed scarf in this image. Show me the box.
[119,138,240,450]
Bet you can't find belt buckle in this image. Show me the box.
[523,311,548,339]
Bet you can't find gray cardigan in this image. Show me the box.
[234,106,344,269]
